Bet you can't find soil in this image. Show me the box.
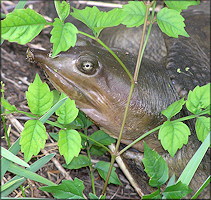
[1,1,140,199]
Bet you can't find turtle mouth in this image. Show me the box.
[40,62,85,100]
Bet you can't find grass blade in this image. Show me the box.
[8,163,57,186]
[177,132,210,185]
[1,147,29,168]
[1,153,56,197]
[1,138,21,180]
[1,178,24,192]
[15,1,27,10]
[39,97,68,123]
[191,176,210,199]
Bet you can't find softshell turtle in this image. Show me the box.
[27,4,210,198]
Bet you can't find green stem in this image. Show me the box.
[87,147,96,195]
[133,3,151,81]
[101,3,153,196]
[1,110,11,148]
[84,124,96,195]
[78,31,134,84]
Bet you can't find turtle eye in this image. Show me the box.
[77,59,98,75]
[82,61,93,72]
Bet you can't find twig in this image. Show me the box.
[108,144,144,197]
[2,73,22,89]
[72,1,123,8]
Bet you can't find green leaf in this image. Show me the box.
[58,129,81,164]
[143,142,169,187]
[89,193,106,199]
[186,83,210,114]
[49,132,59,141]
[54,0,70,22]
[63,154,91,169]
[89,130,116,156]
[142,189,162,199]
[95,161,121,185]
[161,98,185,120]
[162,181,192,199]
[71,6,102,36]
[89,130,116,146]
[157,7,189,38]
[55,93,79,125]
[1,8,47,44]
[158,121,191,157]
[20,120,47,162]
[1,147,29,168]
[71,6,123,36]
[52,89,60,105]
[95,8,124,34]
[77,111,93,129]
[167,174,176,187]
[90,146,107,156]
[177,133,210,186]
[50,18,78,57]
[121,1,146,27]
[1,98,17,112]
[195,116,210,142]
[26,73,53,116]
[89,193,99,199]
[164,0,200,12]
[40,178,84,199]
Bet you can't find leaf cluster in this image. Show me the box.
[1,0,198,57]
[159,83,210,157]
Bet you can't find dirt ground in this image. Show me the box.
[1,1,140,199]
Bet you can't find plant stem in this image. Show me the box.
[78,31,134,84]
[1,111,11,148]
[84,124,96,195]
[101,3,153,196]
[133,3,151,82]
[88,149,96,195]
